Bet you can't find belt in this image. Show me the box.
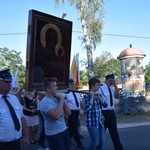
[102,109,114,111]
[0,138,21,144]
[71,110,79,112]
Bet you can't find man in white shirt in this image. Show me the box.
[0,69,29,150]
[97,74,124,150]
[66,79,84,150]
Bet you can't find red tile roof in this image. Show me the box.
[117,46,146,60]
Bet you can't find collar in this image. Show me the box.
[0,94,10,99]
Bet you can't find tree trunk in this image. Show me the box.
[80,1,94,80]
[81,19,94,80]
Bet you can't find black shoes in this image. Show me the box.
[70,138,74,145]
[79,134,84,139]
[77,145,85,150]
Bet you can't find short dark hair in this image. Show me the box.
[88,77,100,89]
[42,77,57,91]
[69,78,74,84]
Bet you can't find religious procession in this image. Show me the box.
[1,1,150,150]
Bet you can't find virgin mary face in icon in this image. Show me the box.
[37,24,65,82]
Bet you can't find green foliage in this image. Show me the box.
[80,58,88,69]
[70,0,105,49]
[55,0,105,49]
[55,0,106,80]
[0,47,25,88]
[104,58,121,77]
[54,0,64,5]
[80,0,105,49]
[145,63,150,82]
[93,51,121,80]
[17,66,26,88]
[93,51,112,79]
[79,69,88,87]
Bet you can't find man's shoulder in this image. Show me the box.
[99,83,106,88]
[66,92,73,98]
[40,97,49,109]
[8,93,20,101]
[75,92,81,96]
[98,83,107,94]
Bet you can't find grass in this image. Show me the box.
[80,93,150,125]
[116,113,150,123]
[80,111,150,126]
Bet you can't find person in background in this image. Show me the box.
[23,94,39,144]
[66,79,85,150]
[37,94,49,150]
[97,74,124,150]
[0,69,29,150]
[84,77,107,150]
[40,77,71,150]
[9,87,25,105]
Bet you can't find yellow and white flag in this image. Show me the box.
[71,55,76,81]
[70,53,80,88]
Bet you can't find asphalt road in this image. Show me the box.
[21,125,150,150]
[104,125,150,150]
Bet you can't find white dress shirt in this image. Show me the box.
[97,83,115,110]
[66,92,82,110]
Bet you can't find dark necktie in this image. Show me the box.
[107,86,113,106]
[72,92,79,107]
[3,95,20,131]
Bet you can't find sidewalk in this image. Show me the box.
[80,121,150,132]
[117,121,150,128]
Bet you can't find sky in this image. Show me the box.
[0,0,150,69]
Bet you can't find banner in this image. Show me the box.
[12,69,18,88]
[71,55,76,81]
[76,53,80,88]
[70,53,80,88]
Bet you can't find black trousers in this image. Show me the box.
[38,110,46,147]
[0,139,21,150]
[67,110,83,147]
[102,110,124,150]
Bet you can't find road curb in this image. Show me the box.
[81,122,150,131]
[117,122,150,128]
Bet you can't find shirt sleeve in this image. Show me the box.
[40,99,54,114]
[97,88,102,95]
[76,93,82,101]
[84,94,92,111]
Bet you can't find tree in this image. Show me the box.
[79,69,88,88]
[0,47,25,88]
[104,58,121,77]
[93,51,113,79]
[55,0,105,80]
[145,63,150,82]
[93,51,121,80]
